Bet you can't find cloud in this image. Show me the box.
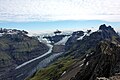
[0,0,120,22]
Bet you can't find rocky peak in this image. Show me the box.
[99,24,114,31]
[97,24,118,40]
[99,24,107,30]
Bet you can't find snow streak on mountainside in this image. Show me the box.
[55,36,71,45]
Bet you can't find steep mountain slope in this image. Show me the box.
[65,31,84,51]
[29,24,120,80]
[71,39,120,80]
[0,28,49,76]
[62,25,120,80]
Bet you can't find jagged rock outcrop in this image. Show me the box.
[71,39,120,80]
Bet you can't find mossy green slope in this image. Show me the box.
[30,57,74,80]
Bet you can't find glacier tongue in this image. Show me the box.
[54,36,71,45]
[15,43,53,69]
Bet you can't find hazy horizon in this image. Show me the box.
[0,0,120,33]
[0,20,120,34]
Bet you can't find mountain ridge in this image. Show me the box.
[29,24,120,80]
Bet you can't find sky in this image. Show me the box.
[0,0,120,33]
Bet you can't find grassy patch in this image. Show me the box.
[29,56,74,80]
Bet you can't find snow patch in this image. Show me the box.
[8,32,18,35]
[86,31,93,36]
[54,36,71,45]
[77,33,86,40]
[61,71,66,76]
[97,77,109,80]
[86,62,89,66]
[77,32,87,40]
[27,33,34,37]
[79,64,84,67]
[86,54,89,57]
[90,52,94,55]
[77,31,93,40]
[82,58,86,62]
[97,30,102,32]
[118,44,120,47]
[86,33,90,36]
[0,33,3,37]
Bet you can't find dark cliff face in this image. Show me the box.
[65,31,84,51]
[0,29,49,76]
[71,40,120,80]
